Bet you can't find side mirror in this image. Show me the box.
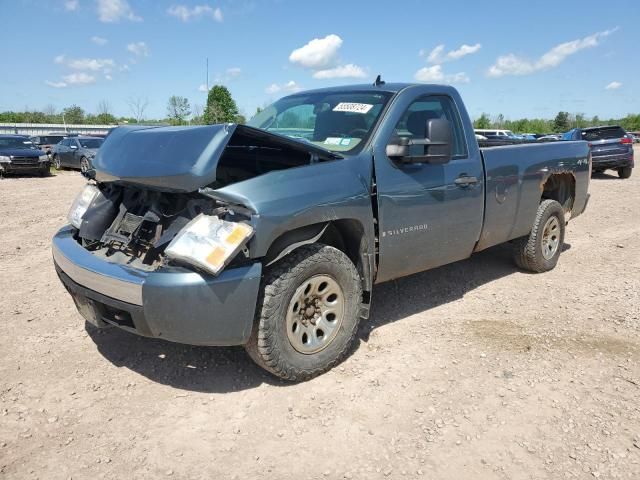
[386,118,453,164]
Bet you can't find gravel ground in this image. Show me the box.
[1,150,639,480]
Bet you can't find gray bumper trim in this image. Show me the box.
[52,226,146,305]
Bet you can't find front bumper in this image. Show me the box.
[52,225,262,346]
[0,160,49,174]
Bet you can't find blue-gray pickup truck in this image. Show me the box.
[52,82,591,380]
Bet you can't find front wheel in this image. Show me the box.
[80,157,90,174]
[53,155,62,170]
[245,244,362,381]
[618,166,632,179]
[513,199,565,273]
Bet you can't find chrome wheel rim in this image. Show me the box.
[54,157,60,169]
[286,274,345,354]
[80,158,89,173]
[541,216,560,260]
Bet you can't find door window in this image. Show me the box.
[392,95,467,158]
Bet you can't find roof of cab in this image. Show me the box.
[282,82,420,95]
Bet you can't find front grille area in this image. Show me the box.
[11,156,39,165]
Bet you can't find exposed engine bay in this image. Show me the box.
[75,183,248,271]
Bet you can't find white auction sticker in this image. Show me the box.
[333,102,374,114]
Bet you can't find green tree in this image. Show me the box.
[474,113,491,129]
[167,96,191,125]
[553,111,570,132]
[63,105,85,124]
[203,85,239,124]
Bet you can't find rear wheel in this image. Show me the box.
[245,244,362,381]
[618,166,632,179]
[53,155,62,170]
[513,199,565,273]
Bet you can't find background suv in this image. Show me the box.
[563,126,634,179]
[52,136,104,173]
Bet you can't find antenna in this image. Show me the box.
[373,74,385,87]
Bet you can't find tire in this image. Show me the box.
[513,199,565,273]
[53,155,62,170]
[245,244,362,381]
[80,157,90,174]
[618,166,632,179]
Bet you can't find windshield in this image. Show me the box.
[0,137,37,149]
[248,91,392,153]
[39,136,65,144]
[78,138,103,148]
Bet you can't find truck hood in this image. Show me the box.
[93,124,340,192]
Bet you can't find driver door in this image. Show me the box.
[373,94,484,282]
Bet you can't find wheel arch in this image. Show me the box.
[541,172,575,215]
[263,219,374,313]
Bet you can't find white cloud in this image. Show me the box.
[167,5,223,22]
[127,42,149,57]
[105,74,113,81]
[226,67,241,78]
[424,43,481,64]
[198,84,208,92]
[605,81,622,90]
[487,28,617,77]
[213,67,242,83]
[119,64,130,72]
[54,55,115,73]
[313,63,367,79]
[62,72,96,86]
[289,34,342,69]
[64,0,79,11]
[265,80,301,95]
[97,0,141,22]
[414,65,469,84]
[91,36,108,46]
[45,80,68,88]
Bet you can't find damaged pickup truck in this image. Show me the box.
[52,83,591,380]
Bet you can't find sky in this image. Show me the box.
[0,0,638,121]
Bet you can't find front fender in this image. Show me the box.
[213,153,376,261]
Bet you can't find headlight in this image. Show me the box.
[0,155,10,163]
[67,184,100,229]
[165,214,253,276]
[39,155,48,161]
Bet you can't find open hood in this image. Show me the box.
[93,124,340,192]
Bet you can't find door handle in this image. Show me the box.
[454,175,478,187]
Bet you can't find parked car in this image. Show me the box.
[563,126,634,178]
[537,134,561,142]
[30,133,67,158]
[52,82,591,380]
[474,128,518,138]
[0,134,50,176]
[52,136,104,173]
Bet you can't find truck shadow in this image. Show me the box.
[86,242,563,392]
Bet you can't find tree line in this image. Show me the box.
[474,112,640,134]
[3,91,639,134]
[0,85,246,127]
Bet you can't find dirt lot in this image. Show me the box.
[1,150,639,480]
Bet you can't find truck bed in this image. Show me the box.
[475,141,591,252]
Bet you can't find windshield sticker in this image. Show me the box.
[340,138,351,146]
[333,102,374,114]
[324,137,342,145]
